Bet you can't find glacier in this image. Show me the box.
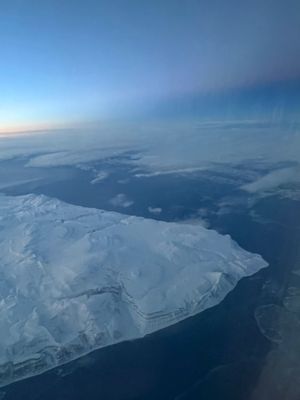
[0,194,267,387]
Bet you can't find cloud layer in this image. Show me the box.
[1,120,300,196]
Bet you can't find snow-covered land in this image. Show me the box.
[0,194,267,387]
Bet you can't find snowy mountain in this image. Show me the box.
[0,194,267,387]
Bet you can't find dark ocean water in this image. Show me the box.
[1,156,299,400]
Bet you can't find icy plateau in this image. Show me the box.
[0,194,267,387]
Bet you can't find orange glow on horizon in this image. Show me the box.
[0,121,74,137]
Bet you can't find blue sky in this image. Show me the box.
[1,0,300,132]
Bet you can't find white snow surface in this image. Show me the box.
[0,194,267,387]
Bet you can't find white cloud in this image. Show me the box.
[135,167,206,178]
[241,166,300,194]
[148,206,162,214]
[109,193,134,208]
[90,171,110,184]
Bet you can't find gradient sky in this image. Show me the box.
[1,0,300,131]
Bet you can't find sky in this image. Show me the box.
[1,0,300,132]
